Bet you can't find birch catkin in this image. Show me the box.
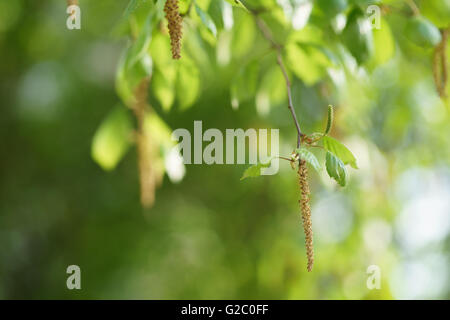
[298,160,314,272]
[134,77,156,208]
[164,0,183,59]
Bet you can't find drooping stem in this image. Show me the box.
[253,14,303,148]
[253,10,313,271]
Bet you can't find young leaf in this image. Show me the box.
[240,161,272,180]
[325,151,347,187]
[115,12,154,107]
[230,59,259,108]
[324,105,333,135]
[195,4,217,37]
[322,136,358,169]
[91,106,133,171]
[127,12,154,68]
[405,16,442,48]
[296,148,321,172]
[176,58,200,110]
[121,0,147,23]
[224,0,248,11]
[153,70,175,111]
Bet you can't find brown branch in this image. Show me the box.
[253,14,303,148]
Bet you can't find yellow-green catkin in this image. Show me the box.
[298,160,314,272]
[164,0,183,59]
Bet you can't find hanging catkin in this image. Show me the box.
[134,77,156,208]
[298,159,314,272]
[164,0,183,59]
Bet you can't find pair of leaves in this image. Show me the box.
[297,139,354,188]
[150,32,201,111]
[295,105,354,187]
[323,136,357,186]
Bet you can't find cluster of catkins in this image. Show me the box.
[298,160,314,272]
[164,0,183,59]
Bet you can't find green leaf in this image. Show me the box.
[325,105,334,135]
[341,8,374,64]
[153,69,175,111]
[224,0,248,11]
[116,50,135,106]
[176,58,200,110]
[316,0,348,17]
[208,0,224,31]
[122,0,147,22]
[155,0,166,20]
[325,151,347,186]
[127,12,154,67]
[91,106,133,171]
[372,17,395,65]
[405,16,442,48]
[422,0,450,28]
[230,59,259,108]
[115,12,154,107]
[286,43,328,85]
[195,4,217,37]
[240,161,272,180]
[323,136,358,169]
[256,65,286,111]
[296,148,321,172]
[231,13,255,57]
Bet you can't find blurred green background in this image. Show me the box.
[0,0,449,299]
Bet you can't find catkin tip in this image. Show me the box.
[164,0,183,60]
[298,160,314,272]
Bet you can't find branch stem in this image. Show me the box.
[253,14,303,148]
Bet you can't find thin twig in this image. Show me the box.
[253,14,303,148]
[406,0,420,16]
[278,156,293,162]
